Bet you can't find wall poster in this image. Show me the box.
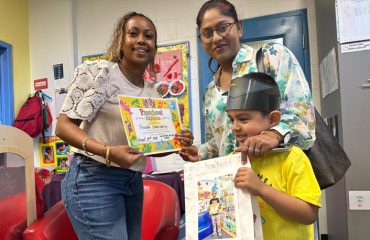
[38,136,71,172]
[184,154,263,240]
[143,41,192,131]
[81,53,107,62]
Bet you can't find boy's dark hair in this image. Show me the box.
[226,72,281,113]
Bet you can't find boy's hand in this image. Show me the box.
[234,167,265,196]
[179,146,199,162]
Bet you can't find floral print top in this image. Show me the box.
[198,43,315,160]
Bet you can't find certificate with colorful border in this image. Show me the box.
[119,95,182,155]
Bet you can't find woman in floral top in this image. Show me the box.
[180,0,315,161]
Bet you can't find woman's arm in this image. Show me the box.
[264,43,315,150]
[56,61,143,168]
[56,114,143,168]
[179,123,218,161]
[55,114,86,151]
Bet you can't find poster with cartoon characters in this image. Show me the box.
[119,95,182,155]
[184,154,263,240]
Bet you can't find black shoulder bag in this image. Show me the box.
[256,47,351,189]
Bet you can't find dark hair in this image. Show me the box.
[196,0,239,73]
[45,146,52,152]
[106,12,158,63]
[196,0,239,29]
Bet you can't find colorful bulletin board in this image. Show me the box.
[81,41,192,131]
[39,136,71,173]
[119,95,182,155]
[143,42,192,130]
[81,53,107,62]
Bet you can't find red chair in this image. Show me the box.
[23,179,180,240]
[142,179,181,240]
[0,192,26,240]
[23,201,77,240]
[0,125,37,238]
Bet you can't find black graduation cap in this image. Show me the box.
[225,72,281,113]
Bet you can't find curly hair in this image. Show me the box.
[106,12,157,63]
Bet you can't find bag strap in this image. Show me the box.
[36,90,49,143]
[256,47,264,73]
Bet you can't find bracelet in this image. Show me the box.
[105,146,111,167]
[260,130,283,142]
[82,137,95,156]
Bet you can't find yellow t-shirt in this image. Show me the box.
[209,198,221,215]
[251,146,321,240]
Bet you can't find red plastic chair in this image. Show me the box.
[23,179,180,240]
[142,179,181,240]
[0,126,39,239]
[0,192,26,240]
[23,201,77,240]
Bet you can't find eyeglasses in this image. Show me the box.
[199,22,236,43]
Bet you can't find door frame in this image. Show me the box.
[0,41,14,125]
[240,9,311,85]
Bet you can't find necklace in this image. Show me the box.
[217,68,223,87]
[217,68,232,91]
[118,62,145,88]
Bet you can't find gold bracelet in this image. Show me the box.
[82,137,95,156]
[261,130,283,142]
[102,144,107,158]
[105,146,111,167]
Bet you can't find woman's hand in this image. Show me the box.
[234,167,266,196]
[109,145,144,168]
[235,133,280,161]
[177,129,194,147]
[179,146,199,162]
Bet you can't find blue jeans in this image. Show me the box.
[62,154,143,240]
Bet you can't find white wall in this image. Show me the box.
[29,0,76,166]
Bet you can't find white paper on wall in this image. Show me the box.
[341,40,370,53]
[319,47,339,98]
[184,154,263,240]
[336,0,370,43]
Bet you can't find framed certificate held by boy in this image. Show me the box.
[184,154,263,240]
[119,95,182,155]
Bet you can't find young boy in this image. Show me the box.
[208,191,223,238]
[227,72,321,239]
